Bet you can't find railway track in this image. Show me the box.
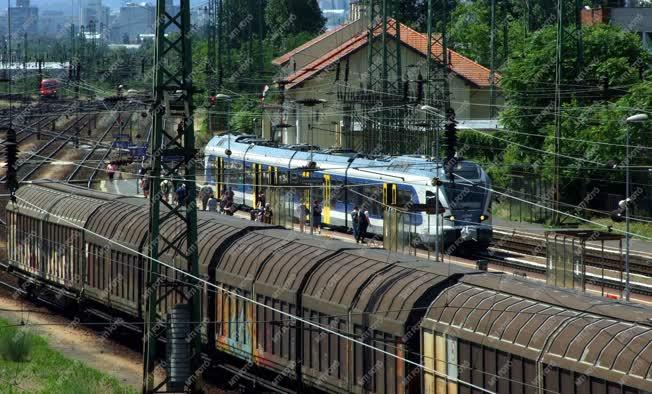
[0,114,90,183]
[492,228,652,276]
[66,105,126,184]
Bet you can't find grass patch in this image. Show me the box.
[0,325,34,362]
[0,318,137,393]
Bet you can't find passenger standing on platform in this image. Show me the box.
[257,191,266,208]
[160,179,171,202]
[312,200,322,234]
[141,176,150,199]
[107,162,116,181]
[351,206,360,243]
[175,183,187,207]
[295,201,306,232]
[207,195,218,212]
[263,203,273,224]
[200,185,213,211]
[358,210,370,244]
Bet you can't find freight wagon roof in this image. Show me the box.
[197,212,275,278]
[85,200,148,254]
[348,262,463,336]
[423,274,652,391]
[213,228,304,290]
[8,183,118,227]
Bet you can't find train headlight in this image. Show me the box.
[448,215,455,221]
[480,214,489,221]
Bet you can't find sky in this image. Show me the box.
[27,0,349,14]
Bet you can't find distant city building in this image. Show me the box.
[8,0,38,36]
[40,10,68,36]
[108,1,178,44]
[81,0,110,37]
[109,2,155,43]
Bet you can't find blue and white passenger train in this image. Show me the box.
[204,134,493,250]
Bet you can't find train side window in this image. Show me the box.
[397,188,413,207]
[331,179,344,205]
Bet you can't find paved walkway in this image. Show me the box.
[493,217,652,255]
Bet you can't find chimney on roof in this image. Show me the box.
[348,0,367,22]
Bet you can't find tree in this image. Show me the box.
[265,0,325,40]
[496,23,649,207]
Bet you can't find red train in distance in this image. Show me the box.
[39,79,60,98]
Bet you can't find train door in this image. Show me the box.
[254,163,262,207]
[302,171,311,206]
[323,175,331,225]
[383,183,398,207]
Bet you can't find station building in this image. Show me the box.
[262,7,503,152]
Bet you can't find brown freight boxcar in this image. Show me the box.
[421,273,652,393]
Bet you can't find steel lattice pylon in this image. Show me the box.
[425,0,451,160]
[142,0,201,392]
[362,0,406,154]
[552,0,583,225]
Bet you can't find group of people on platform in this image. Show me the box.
[294,200,323,234]
[111,164,373,243]
[350,206,370,243]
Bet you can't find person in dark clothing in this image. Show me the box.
[312,200,322,234]
[351,206,360,243]
[257,191,266,208]
[263,203,273,224]
[175,184,187,207]
[200,185,213,211]
[357,210,370,244]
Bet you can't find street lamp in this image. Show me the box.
[216,93,232,155]
[623,113,648,301]
[421,105,447,262]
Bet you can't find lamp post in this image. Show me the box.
[623,113,648,301]
[421,105,446,262]
[216,93,232,153]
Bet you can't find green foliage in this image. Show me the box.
[496,22,650,206]
[265,0,326,44]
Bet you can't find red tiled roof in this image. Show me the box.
[282,20,499,90]
[272,23,354,66]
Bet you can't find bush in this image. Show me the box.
[0,326,34,362]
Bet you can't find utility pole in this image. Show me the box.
[552,0,583,225]
[363,0,404,153]
[206,0,218,133]
[217,0,223,89]
[142,0,201,393]
[426,0,451,160]
[489,0,507,120]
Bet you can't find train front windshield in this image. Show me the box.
[444,163,486,210]
[444,182,486,210]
